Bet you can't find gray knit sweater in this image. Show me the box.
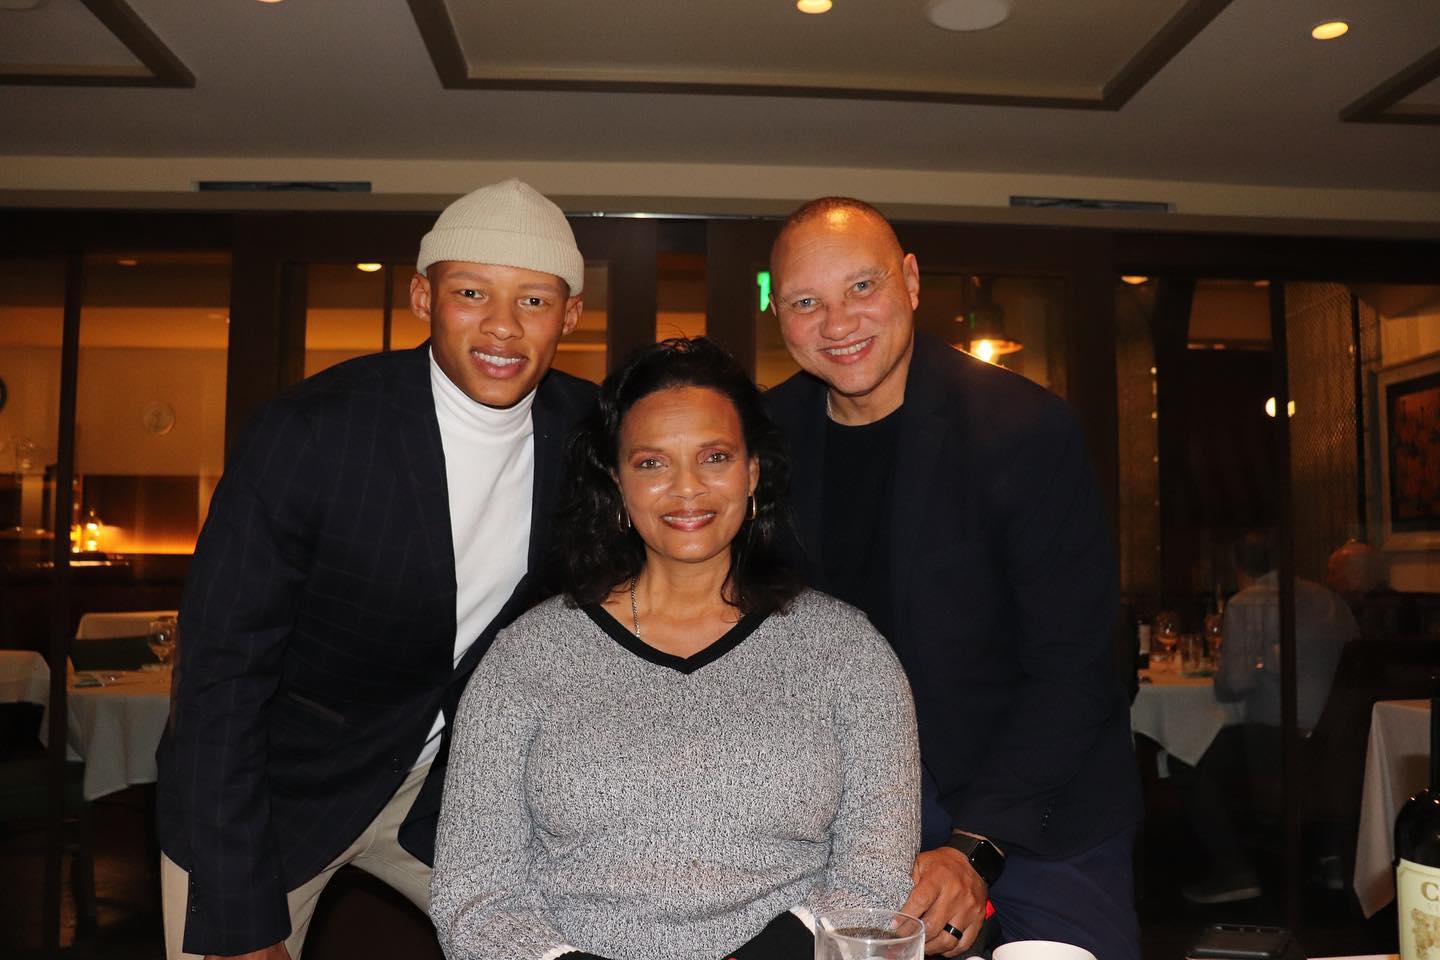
[430,589,920,960]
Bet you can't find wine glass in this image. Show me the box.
[1153,611,1180,668]
[1203,612,1223,663]
[147,618,177,667]
[815,909,924,960]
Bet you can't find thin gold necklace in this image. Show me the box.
[628,575,641,638]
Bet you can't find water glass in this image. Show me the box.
[815,909,923,960]
[1180,633,1204,673]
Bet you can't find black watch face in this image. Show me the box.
[965,838,1004,885]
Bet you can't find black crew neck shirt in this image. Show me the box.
[820,408,903,641]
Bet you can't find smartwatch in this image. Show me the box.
[946,832,1005,887]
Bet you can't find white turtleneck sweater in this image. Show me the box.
[414,350,536,770]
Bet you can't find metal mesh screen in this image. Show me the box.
[1356,295,1382,539]
[1285,283,1360,582]
[1115,283,1160,600]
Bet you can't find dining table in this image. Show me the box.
[1353,698,1430,918]
[1131,663,1246,769]
[17,652,175,800]
[0,649,50,705]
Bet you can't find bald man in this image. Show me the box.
[765,197,1142,959]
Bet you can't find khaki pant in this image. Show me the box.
[162,763,432,959]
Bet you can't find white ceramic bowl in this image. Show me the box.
[993,941,1098,960]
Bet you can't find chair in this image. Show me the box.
[0,705,98,938]
[69,634,157,671]
[1281,639,1440,902]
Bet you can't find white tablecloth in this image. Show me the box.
[75,609,178,640]
[1130,669,1245,767]
[39,668,173,800]
[0,649,50,704]
[1354,699,1430,918]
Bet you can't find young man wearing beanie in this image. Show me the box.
[156,179,597,960]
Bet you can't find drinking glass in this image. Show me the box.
[1204,612,1224,660]
[147,618,177,666]
[814,909,924,960]
[1153,611,1180,669]
[1180,634,1204,674]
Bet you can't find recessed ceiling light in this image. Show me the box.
[355,262,383,273]
[1120,275,1149,286]
[925,0,1010,32]
[796,0,832,13]
[1311,20,1349,40]
[255,0,285,4]
[116,258,139,267]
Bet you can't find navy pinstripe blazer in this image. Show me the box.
[155,343,595,955]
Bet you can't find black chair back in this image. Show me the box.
[69,635,156,671]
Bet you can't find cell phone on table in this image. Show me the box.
[1186,923,1301,959]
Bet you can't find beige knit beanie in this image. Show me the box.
[417,179,584,295]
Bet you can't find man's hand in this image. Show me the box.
[204,944,291,960]
[900,847,988,957]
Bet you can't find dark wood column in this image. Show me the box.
[225,214,294,453]
[601,218,658,372]
[704,219,779,376]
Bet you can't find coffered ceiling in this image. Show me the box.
[0,0,1438,193]
[410,0,1227,109]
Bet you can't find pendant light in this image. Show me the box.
[959,277,1022,363]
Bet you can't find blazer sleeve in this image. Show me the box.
[946,402,1122,846]
[799,612,920,922]
[430,624,577,960]
[170,397,322,955]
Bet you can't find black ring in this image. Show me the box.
[943,923,964,939]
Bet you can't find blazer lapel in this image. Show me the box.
[783,376,829,581]
[526,375,567,570]
[388,343,457,588]
[889,335,953,631]
[450,577,530,687]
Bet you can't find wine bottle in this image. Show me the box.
[1395,687,1440,960]
[1135,605,1151,670]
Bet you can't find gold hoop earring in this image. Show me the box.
[748,495,758,521]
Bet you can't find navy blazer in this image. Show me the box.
[765,332,1140,858]
[155,344,595,955]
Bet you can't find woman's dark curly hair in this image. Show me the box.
[554,337,802,617]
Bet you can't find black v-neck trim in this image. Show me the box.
[583,602,764,675]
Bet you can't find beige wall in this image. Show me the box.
[5,156,1440,230]
[74,347,227,479]
[0,348,63,472]
[0,345,226,547]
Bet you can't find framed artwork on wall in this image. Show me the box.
[1377,350,1440,550]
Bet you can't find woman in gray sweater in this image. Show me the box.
[431,338,919,960]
